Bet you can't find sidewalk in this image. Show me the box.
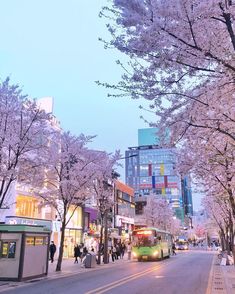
[47,254,129,279]
[0,255,130,293]
[209,254,235,294]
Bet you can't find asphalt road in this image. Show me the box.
[2,250,214,294]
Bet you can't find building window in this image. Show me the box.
[135,203,144,215]
[16,195,39,218]
[140,165,149,176]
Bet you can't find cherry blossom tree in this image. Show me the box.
[143,194,180,234]
[99,1,235,145]
[203,194,234,259]
[92,151,121,264]
[176,132,235,258]
[0,77,50,211]
[177,130,235,218]
[33,131,108,271]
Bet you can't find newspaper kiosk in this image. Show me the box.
[0,224,50,281]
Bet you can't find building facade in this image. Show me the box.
[125,128,192,224]
[0,97,84,258]
[113,180,135,241]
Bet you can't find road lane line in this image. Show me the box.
[95,266,166,294]
[85,263,165,294]
[85,258,177,294]
[96,253,209,294]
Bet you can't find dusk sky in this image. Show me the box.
[0,0,201,209]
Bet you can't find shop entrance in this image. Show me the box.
[64,229,82,257]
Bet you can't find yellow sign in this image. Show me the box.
[35,237,43,245]
[26,237,35,246]
[2,243,8,257]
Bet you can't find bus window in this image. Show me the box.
[132,230,156,246]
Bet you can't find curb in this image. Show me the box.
[208,254,233,294]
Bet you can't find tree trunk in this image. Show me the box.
[56,218,66,272]
[103,213,109,264]
[97,219,104,265]
[220,230,226,251]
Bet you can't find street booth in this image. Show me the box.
[0,224,50,281]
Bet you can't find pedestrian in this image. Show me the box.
[110,246,115,263]
[112,244,117,260]
[81,246,88,267]
[121,243,126,259]
[49,241,56,263]
[79,244,84,262]
[127,242,132,260]
[172,243,176,255]
[74,244,80,264]
[116,243,120,259]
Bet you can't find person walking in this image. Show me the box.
[127,242,132,260]
[49,241,56,263]
[121,243,126,259]
[172,243,177,255]
[81,246,88,267]
[79,244,84,262]
[112,245,117,260]
[110,246,115,263]
[74,244,80,264]
[115,244,120,259]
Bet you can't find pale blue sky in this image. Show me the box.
[0,0,148,158]
[0,0,201,209]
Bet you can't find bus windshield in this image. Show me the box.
[132,230,157,247]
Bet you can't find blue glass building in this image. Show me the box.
[125,128,193,222]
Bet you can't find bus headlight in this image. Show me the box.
[153,251,158,257]
[132,252,137,258]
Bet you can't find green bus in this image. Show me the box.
[132,227,173,261]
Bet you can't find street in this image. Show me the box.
[2,250,214,294]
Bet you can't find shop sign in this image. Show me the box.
[5,216,52,231]
[116,215,134,226]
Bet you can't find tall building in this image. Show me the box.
[125,128,191,223]
[181,175,193,217]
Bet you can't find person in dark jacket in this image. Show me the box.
[74,244,81,263]
[49,241,56,263]
[82,246,88,260]
[81,246,88,267]
[172,243,177,255]
[120,243,126,259]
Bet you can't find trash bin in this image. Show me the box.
[85,253,96,268]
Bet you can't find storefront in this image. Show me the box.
[115,215,135,242]
[63,206,83,258]
[83,207,100,252]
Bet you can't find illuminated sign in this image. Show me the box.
[136,230,153,235]
[5,216,52,230]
